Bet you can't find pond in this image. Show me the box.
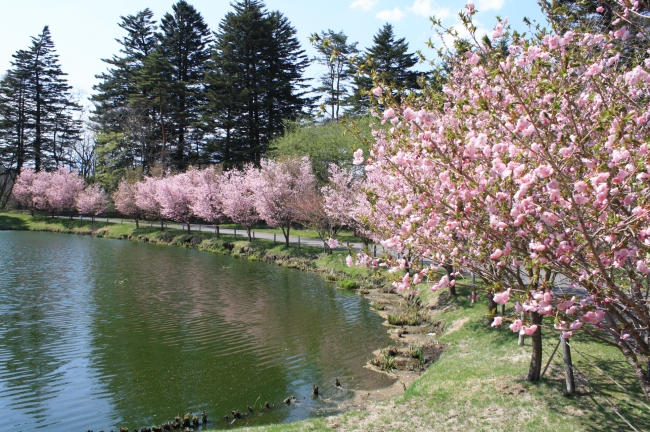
[0,231,393,431]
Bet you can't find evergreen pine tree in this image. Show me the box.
[206,0,310,168]
[311,30,358,120]
[131,50,174,172]
[0,50,32,176]
[157,0,211,169]
[0,26,81,174]
[348,24,420,115]
[91,9,159,177]
[92,9,158,131]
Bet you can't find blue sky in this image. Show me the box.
[0,0,548,102]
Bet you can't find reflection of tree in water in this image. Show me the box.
[0,233,97,427]
[222,263,394,392]
[1,233,393,431]
[86,242,290,428]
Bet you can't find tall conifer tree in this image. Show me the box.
[92,9,159,179]
[348,24,420,114]
[206,0,310,168]
[157,0,211,169]
[92,8,159,124]
[0,26,81,173]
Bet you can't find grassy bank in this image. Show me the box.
[0,212,372,284]
[1,212,647,431]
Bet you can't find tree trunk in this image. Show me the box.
[487,291,497,324]
[527,312,543,382]
[443,264,456,295]
[135,217,139,229]
[187,221,191,232]
[160,219,164,231]
[216,225,220,238]
[283,224,290,248]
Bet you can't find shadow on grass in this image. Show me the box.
[125,226,324,257]
[426,284,650,430]
[33,215,111,230]
[440,283,650,430]
[0,214,28,230]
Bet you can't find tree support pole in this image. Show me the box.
[562,337,576,395]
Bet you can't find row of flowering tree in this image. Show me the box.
[13,167,108,221]
[110,157,371,249]
[12,157,371,250]
[352,2,650,399]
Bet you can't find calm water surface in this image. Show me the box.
[0,231,393,431]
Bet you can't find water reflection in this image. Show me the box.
[0,231,393,430]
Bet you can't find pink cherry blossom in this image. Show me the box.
[76,184,108,221]
[222,164,261,240]
[353,149,364,165]
[45,167,85,216]
[12,169,41,215]
[156,171,198,231]
[114,180,142,228]
[191,166,225,234]
[490,249,503,260]
[255,157,316,246]
[521,325,538,336]
[569,320,583,330]
[509,319,523,333]
[493,288,511,305]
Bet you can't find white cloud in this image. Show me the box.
[477,0,505,11]
[441,20,488,48]
[350,0,379,11]
[410,0,451,20]
[376,7,406,21]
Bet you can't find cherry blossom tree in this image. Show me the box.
[136,176,165,230]
[294,187,343,253]
[113,179,142,229]
[156,171,198,232]
[191,166,225,236]
[359,4,650,394]
[76,184,108,222]
[44,167,85,218]
[222,164,261,241]
[322,163,376,247]
[12,168,41,215]
[255,157,316,247]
